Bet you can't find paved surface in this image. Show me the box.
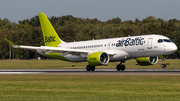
[0,69,180,75]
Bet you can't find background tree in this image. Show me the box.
[0,15,180,59]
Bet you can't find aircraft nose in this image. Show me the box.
[165,43,177,54]
[172,43,178,52]
[174,44,178,51]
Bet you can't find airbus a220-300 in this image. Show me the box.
[5,13,177,71]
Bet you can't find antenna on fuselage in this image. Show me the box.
[128,35,130,37]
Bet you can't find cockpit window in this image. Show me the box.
[169,39,173,42]
[158,39,173,43]
[158,39,163,43]
[163,39,173,43]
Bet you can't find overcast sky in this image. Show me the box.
[1,0,180,23]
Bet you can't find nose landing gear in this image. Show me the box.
[161,55,166,68]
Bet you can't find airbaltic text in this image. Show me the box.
[116,37,145,47]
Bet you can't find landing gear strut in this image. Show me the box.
[161,55,166,68]
[86,65,95,71]
[116,61,125,71]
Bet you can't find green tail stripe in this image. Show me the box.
[39,13,61,47]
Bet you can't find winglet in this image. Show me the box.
[4,38,17,46]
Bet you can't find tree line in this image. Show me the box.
[0,15,180,59]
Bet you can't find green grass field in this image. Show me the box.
[0,60,180,101]
[0,59,179,69]
[0,75,180,101]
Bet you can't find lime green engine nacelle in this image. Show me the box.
[136,56,158,66]
[87,52,109,66]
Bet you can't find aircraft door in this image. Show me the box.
[147,38,153,49]
[107,42,111,49]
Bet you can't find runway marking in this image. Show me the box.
[0,72,41,74]
[0,69,180,75]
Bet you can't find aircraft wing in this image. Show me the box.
[5,38,116,57]
[13,45,116,55]
[14,45,89,53]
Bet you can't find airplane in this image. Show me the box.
[5,13,177,71]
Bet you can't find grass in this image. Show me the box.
[0,59,179,69]
[0,75,180,101]
[0,60,180,100]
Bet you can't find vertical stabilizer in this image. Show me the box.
[39,13,62,47]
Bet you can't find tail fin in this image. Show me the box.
[39,13,63,47]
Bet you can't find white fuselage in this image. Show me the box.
[48,34,177,62]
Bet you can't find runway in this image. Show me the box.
[0,69,180,75]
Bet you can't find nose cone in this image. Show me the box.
[165,43,177,55]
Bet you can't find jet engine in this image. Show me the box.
[136,56,158,66]
[87,52,109,66]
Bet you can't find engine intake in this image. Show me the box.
[87,52,109,66]
[136,56,158,66]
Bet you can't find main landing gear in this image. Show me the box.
[161,55,166,68]
[86,65,95,71]
[86,61,126,71]
[116,61,125,71]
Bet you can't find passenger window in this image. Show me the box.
[158,39,163,43]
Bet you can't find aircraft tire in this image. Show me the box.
[161,64,164,68]
[86,65,91,71]
[161,64,166,68]
[163,64,166,68]
[91,66,95,71]
[116,65,120,71]
[121,65,125,71]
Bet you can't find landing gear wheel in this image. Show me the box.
[116,64,126,71]
[121,65,125,71]
[86,65,91,71]
[164,64,166,68]
[161,64,163,68]
[116,65,120,71]
[86,65,95,71]
[161,55,167,68]
[91,66,95,71]
[161,64,166,68]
